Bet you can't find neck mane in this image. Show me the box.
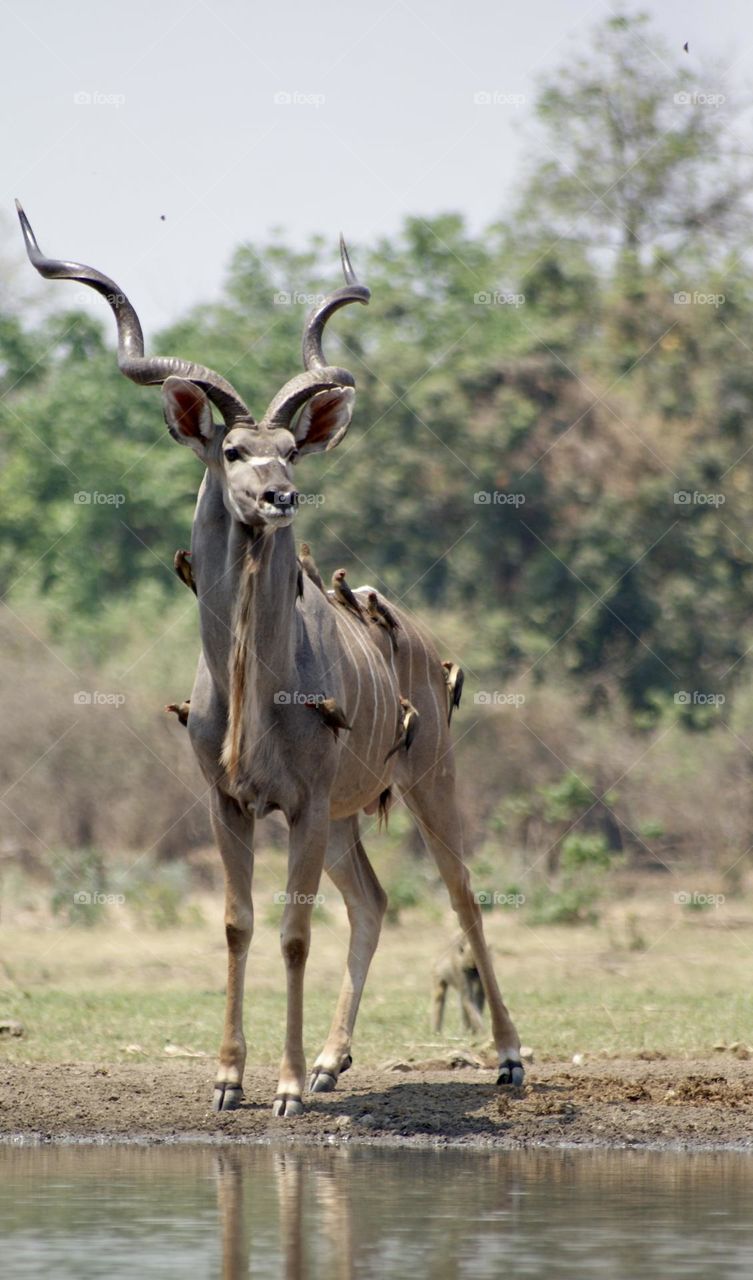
[221,520,299,788]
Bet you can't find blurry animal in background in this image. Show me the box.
[432,934,486,1035]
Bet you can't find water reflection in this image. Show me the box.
[215,1147,358,1278]
[2,1143,753,1278]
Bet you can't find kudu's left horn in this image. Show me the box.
[260,234,370,430]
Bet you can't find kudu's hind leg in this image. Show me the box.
[402,775,524,1085]
[309,816,387,1093]
[211,790,255,1112]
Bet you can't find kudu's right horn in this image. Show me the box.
[15,200,253,425]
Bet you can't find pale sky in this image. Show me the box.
[1,0,750,335]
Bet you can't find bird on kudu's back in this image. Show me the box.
[299,542,326,593]
[331,568,365,620]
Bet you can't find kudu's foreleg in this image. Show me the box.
[274,806,329,1116]
[310,816,387,1092]
[403,774,524,1085]
[211,790,255,1112]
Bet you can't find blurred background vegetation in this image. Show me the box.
[1,13,752,923]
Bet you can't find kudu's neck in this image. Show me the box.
[220,514,300,785]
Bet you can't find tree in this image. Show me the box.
[519,13,751,268]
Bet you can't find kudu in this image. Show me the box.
[17,202,524,1114]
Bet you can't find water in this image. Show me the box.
[1,1144,752,1278]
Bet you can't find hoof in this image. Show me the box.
[496,1059,525,1087]
[273,1093,304,1117]
[309,1069,338,1094]
[212,1082,244,1112]
[308,1054,353,1094]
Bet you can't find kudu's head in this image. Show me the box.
[15,202,369,530]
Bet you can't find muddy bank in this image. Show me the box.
[2,1057,753,1149]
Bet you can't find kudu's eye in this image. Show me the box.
[224,446,241,462]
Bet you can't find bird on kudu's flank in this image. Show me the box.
[331,568,365,620]
[299,542,326,593]
[442,661,465,725]
[305,697,352,738]
[366,590,400,651]
[173,549,196,595]
[384,697,420,762]
[165,699,191,726]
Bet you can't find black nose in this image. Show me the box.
[263,487,299,511]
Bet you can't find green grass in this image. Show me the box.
[2,875,752,1067]
[2,977,748,1067]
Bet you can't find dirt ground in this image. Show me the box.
[3,1056,753,1149]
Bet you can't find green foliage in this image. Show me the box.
[1,12,751,716]
[540,774,596,824]
[383,866,424,926]
[121,861,204,930]
[50,848,109,928]
[475,884,526,913]
[639,821,665,841]
[526,882,601,927]
[49,850,206,930]
[525,826,611,926]
[521,13,747,263]
[560,833,611,872]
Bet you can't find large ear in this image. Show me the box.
[293,387,355,456]
[162,376,217,456]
